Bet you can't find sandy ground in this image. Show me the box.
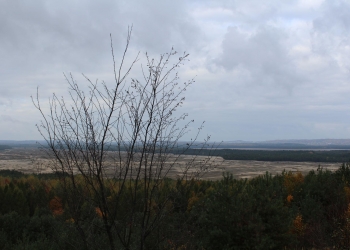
[0,148,342,180]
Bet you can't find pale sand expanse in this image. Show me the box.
[0,148,343,180]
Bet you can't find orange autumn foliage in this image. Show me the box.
[95,207,103,218]
[284,172,304,194]
[291,214,305,235]
[66,218,75,224]
[286,194,293,203]
[49,196,63,216]
[95,207,107,218]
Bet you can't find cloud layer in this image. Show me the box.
[1,0,350,141]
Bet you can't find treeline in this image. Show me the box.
[0,145,11,151]
[214,142,350,150]
[2,166,350,249]
[180,148,350,162]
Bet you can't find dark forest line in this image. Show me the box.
[0,145,11,151]
[178,148,350,162]
[2,142,350,162]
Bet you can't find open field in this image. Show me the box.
[0,148,342,179]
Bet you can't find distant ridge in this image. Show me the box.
[2,139,350,150]
[0,140,42,144]
[260,139,350,145]
[0,140,44,148]
[216,139,350,150]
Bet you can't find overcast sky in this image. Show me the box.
[1,0,350,141]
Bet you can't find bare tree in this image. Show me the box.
[32,27,218,250]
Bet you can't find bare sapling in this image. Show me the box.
[32,27,220,250]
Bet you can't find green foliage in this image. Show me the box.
[2,165,350,249]
[192,173,292,249]
[288,168,348,248]
[0,170,25,178]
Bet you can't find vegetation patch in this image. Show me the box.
[2,164,350,249]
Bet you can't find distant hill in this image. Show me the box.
[2,139,350,150]
[261,139,350,145]
[214,139,350,150]
[0,140,43,148]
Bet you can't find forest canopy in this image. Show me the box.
[1,164,350,249]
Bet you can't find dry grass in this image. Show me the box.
[0,148,342,179]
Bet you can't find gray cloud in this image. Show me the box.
[311,0,350,71]
[0,0,204,97]
[120,0,204,54]
[215,25,300,92]
[2,0,350,141]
